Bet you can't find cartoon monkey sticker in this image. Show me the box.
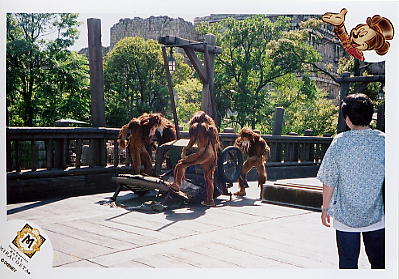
[322,8,394,61]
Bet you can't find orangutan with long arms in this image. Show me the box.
[234,127,270,199]
[169,111,220,207]
[118,113,174,175]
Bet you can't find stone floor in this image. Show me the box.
[7,179,371,269]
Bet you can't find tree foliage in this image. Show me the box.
[196,15,337,135]
[266,74,338,135]
[174,78,202,130]
[338,56,384,103]
[103,37,194,127]
[6,13,90,126]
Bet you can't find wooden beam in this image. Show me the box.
[158,36,222,54]
[183,48,207,83]
[336,75,385,83]
[161,46,180,139]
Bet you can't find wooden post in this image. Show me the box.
[161,46,180,139]
[337,72,350,133]
[87,18,106,127]
[377,103,385,132]
[201,34,217,122]
[88,18,106,167]
[158,35,221,125]
[272,107,285,135]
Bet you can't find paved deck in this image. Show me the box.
[6,178,370,269]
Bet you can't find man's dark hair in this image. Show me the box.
[341,93,374,126]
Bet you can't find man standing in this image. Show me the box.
[317,93,385,269]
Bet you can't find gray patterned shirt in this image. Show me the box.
[317,129,385,228]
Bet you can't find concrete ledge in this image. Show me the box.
[245,165,320,181]
[262,180,322,211]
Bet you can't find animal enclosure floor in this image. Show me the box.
[7,180,370,270]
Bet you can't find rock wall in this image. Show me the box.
[110,16,198,48]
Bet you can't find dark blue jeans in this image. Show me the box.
[336,228,385,269]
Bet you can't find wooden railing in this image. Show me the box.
[215,132,333,167]
[6,127,122,173]
[6,127,333,174]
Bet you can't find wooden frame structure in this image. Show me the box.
[337,72,385,133]
[158,35,222,135]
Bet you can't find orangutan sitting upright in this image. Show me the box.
[234,127,270,199]
[118,113,174,175]
[169,111,220,207]
[151,117,177,168]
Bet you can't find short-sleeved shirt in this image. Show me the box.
[317,129,385,228]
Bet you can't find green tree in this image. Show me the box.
[338,56,384,102]
[196,15,323,130]
[265,74,337,136]
[6,13,90,126]
[104,37,194,127]
[174,78,202,130]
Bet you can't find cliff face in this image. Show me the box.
[110,16,198,48]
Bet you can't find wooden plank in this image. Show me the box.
[185,240,287,267]
[159,247,237,268]
[31,140,37,171]
[43,230,116,260]
[109,259,154,268]
[217,228,324,267]
[15,140,21,172]
[43,223,138,250]
[88,218,177,243]
[129,253,197,268]
[62,219,151,247]
[182,48,207,83]
[45,139,53,169]
[75,139,82,168]
[113,139,119,167]
[52,250,82,267]
[59,259,106,268]
[158,36,222,54]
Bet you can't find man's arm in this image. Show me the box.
[321,184,334,227]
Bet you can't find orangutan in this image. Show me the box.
[117,113,173,175]
[234,127,270,199]
[169,111,220,207]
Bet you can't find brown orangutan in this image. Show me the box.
[117,113,172,175]
[151,117,177,168]
[169,111,220,207]
[234,127,270,199]
[152,117,177,148]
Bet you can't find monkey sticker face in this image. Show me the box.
[350,25,377,50]
[322,8,394,61]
